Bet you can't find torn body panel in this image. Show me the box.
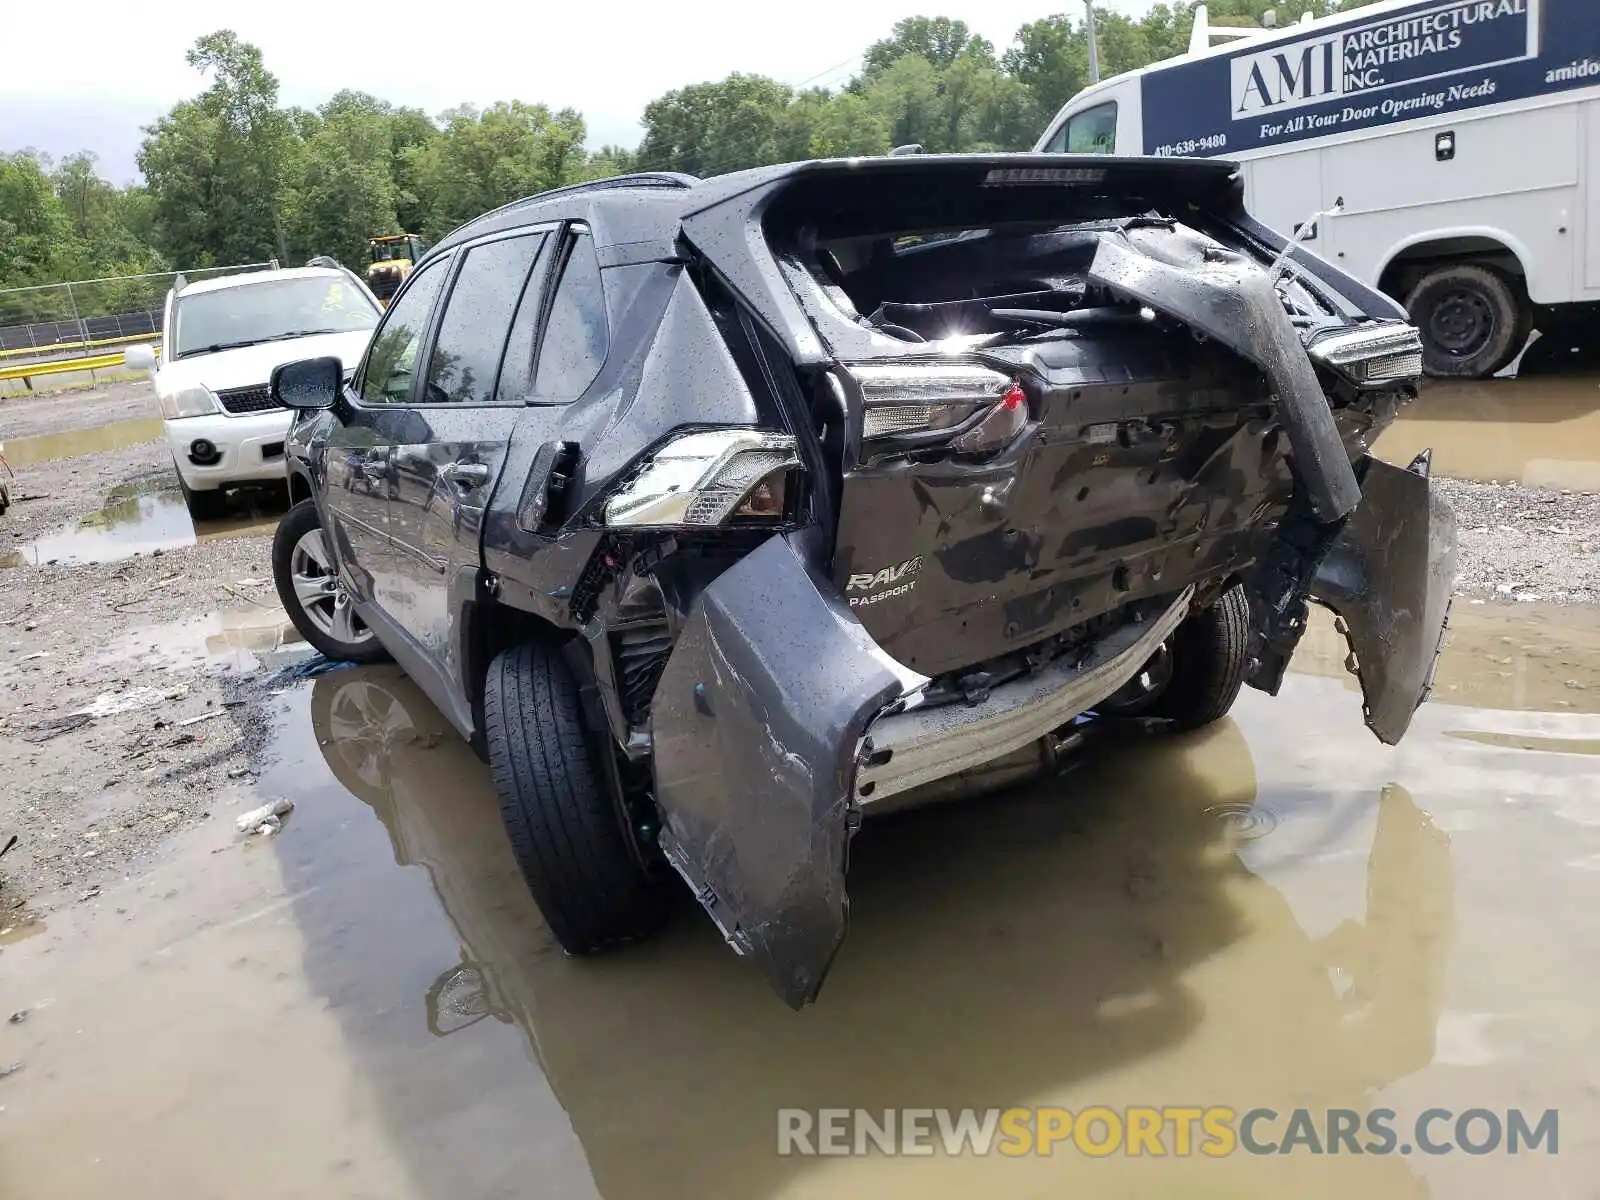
[1087,226,1362,524]
[649,533,910,1008]
[1310,454,1457,745]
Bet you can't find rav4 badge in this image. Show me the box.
[846,556,923,607]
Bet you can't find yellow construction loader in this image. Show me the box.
[366,234,426,305]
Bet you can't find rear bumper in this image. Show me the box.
[855,587,1192,808]
[649,534,1198,1009]
[648,465,1454,1008]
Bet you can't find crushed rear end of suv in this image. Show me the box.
[273,155,1456,1008]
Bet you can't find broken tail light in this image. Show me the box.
[602,430,800,528]
[850,362,1028,455]
[1307,324,1424,386]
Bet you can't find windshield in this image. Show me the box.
[172,276,380,358]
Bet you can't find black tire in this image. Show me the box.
[271,499,390,663]
[1406,263,1528,379]
[176,465,229,521]
[1147,583,1252,731]
[485,641,664,952]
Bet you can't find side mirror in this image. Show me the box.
[124,344,157,372]
[271,356,343,410]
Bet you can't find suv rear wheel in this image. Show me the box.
[1407,262,1529,379]
[484,640,664,952]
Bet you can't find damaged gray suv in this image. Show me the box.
[269,155,1456,1008]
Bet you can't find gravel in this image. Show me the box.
[1,407,293,921]
[1434,477,1600,605]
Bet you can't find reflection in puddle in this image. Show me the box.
[0,919,45,945]
[98,609,305,671]
[1445,729,1600,756]
[6,605,1600,1197]
[0,418,164,467]
[1205,802,1281,840]
[1291,601,1600,713]
[1376,374,1600,487]
[271,668,1471,1197]
[1,486,281,567]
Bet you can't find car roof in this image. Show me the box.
[424,154,1237,265]
[176,266,347,297]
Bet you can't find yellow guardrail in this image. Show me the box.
[0,352,133,383]
[0,331,162,361]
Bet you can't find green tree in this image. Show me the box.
[285,93,398,266]
[406,101,587,239]
[807,92,891,158]
[573,144,638,182]
[0,151,82,293]
[636,75,794,176]
[862,17,992,77]
[50,153,163,277]
[138,30,292,267]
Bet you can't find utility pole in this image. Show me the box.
[1084,0,1102,84]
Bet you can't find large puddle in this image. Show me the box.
[1,482,282,567]
[1377,374,1600,488]
[0,418,165,467]
[97,608,307,672]
[3,602,1598,1196]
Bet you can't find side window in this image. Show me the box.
[422,232,547,405]
[529,230,609,404]
[358,260,447,404]
[1063,101,1118,154]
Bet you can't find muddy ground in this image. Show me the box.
[0,381,299,917]
[1,373,1598,919]
[1,371,1599,1197]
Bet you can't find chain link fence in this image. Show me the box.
[0,263,279,359]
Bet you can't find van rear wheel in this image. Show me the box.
[1407,263,1527,379]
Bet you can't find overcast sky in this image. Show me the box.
[0,0,1156,184]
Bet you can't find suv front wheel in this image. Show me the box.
[484,640,665,952]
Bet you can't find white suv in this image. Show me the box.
[127,266,382,519]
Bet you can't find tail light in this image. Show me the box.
[850,363,1028,455]
[602,430,800,528]
[1307,324,1424,386]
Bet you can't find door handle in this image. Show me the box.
[441,461,491,489]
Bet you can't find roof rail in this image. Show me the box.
[469,171,702,227]
[1187,3,1308,55]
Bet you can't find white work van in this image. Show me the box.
[1036,0,1600,377]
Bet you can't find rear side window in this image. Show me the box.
[422,233,547,405]
[529,230,608,404]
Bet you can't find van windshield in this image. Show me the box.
[172,277,380,358]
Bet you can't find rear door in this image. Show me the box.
[324,258,449,603]
[381,228,554,733]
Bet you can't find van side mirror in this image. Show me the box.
[271,356,343,410]
[124,344,157,372]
